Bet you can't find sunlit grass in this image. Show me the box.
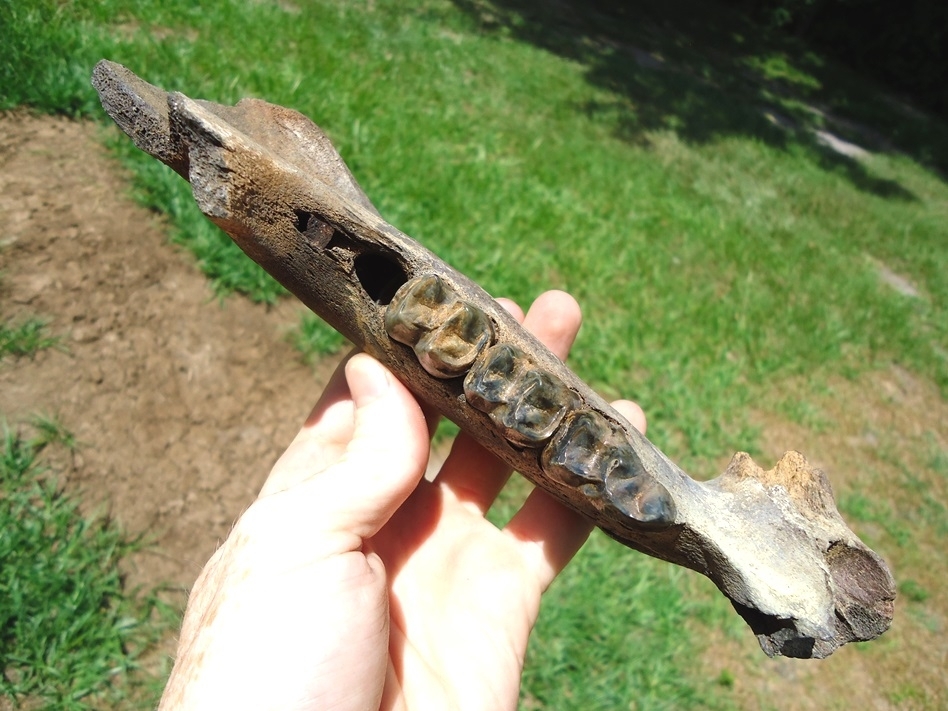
[0,317,59,359]
[0,420,167,710]
[290,311,348,362]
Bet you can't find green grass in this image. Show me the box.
[839,432,948,551]
[0,317,59,359]
[490,480,733,710]
[291,312,349,362]
[3,0,947,707]
[0,420,166,709]
[523,536,721,710]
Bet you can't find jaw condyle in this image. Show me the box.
[91,59,895,659]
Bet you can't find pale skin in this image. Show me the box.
[159,291,647,711]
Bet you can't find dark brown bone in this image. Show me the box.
[91,60,895,659]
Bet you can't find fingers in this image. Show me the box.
[504,399,647,592]
[521,290,584,362]
[613,399,647,436]
[435,291,583,513]
[256,353,429,538]
[259,349,359,496]
[323,355,431,538]
[495,297,525,324]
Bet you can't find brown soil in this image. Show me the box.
[0,112,338,598]
[1,113,945,709]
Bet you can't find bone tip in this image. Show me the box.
[722,450,762,480]
[743,536,896,658]
[722,450,836,513]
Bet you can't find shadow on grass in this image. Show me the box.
[451,0,944,198]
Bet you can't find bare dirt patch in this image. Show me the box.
[0,112,338,600]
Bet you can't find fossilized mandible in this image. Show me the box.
[91,60,895,659]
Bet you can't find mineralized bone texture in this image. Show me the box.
[91,60,896,659]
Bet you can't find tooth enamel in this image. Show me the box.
[464,343,576,446]
[542,410,676,528]
[385,275,493,378]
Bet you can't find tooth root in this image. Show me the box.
[385,275,494,378]
[542,411,677,528]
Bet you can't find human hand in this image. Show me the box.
[158,291,646,711]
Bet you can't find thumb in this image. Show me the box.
[321,353,430,538]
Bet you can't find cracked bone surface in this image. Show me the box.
[91,60,895,659]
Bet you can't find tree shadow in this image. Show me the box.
[451,0,932,200]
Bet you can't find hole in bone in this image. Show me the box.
[292,209,336,248]
[728,600,816,659]
[355,252,409,305]
[293,209,310,232]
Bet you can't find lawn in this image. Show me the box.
[2,0,946,708]
[0,419,168,709]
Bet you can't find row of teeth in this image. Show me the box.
[384,274,677,528]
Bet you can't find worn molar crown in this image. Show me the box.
[385,274,493,378]
[540,411,607,491]
[542,410,677,528]
[464,343,577,446]
[388,275,675,526]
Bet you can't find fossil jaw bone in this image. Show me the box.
[91,59,896,659]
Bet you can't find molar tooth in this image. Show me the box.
[498,368,576,446]
[464,344,575,446]
[463,343,523,411]
[541,410,611,491]
[384,274,453,346]
[603,457,677,528]
[385,274,494,378]
[415,301,493,378]
[542,410,677,528]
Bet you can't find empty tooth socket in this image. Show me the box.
[464,344,576,447]
[385,275,493,378]
[542,410,677,528]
